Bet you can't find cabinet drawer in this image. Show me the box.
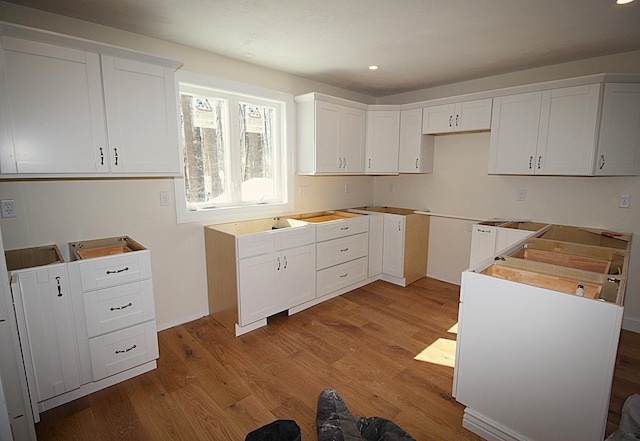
[315,216,368,242]
[77,251,151,290]
[317,257,367,297]
[316,232,368,270]
[89,321,158,381]
[84,279,155,338]
[278,226,315,250]
[237,233,276,259]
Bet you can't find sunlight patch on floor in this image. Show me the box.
[414,337,456,368]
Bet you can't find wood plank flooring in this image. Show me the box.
[35,278,640,441]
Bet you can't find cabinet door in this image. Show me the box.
[367,214,384,277]
[537,84,601,175]
[365,110,400,174]
[340,106,366,173]
[382,214,405,278]
[488,92,541,174]
[281,244,316,308]
[469,225,497,267]
[455,98,492,132]
[237,253,280,326]
[12,267,80,402]
[595,83,640,176]
[0,37,107,174]
[422,103,455,134]
[399,108,433,173]
[101,56,180,175]
[495,228,531,255]
[314,101,341,173]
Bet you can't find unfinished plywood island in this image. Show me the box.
[453,224,631,441]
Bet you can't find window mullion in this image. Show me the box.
[228,96,243,205]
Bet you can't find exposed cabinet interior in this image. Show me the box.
[478,225,630,305]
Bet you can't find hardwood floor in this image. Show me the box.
[35,278,639,441]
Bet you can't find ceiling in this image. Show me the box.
[3,0,640,97]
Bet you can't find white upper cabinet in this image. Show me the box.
[296,94,366,175]
[0,26,182,178]
[422,98,492,134]
[0,37,107,174]
[101,56,181,174]
[536,84,601,175]
[489,82,640,176]
[296,94,366,174]
[489,84,601,175]
[488,92,542,174]
[398,108,434,173]
[365,110,400,174]
[595,83,640,176]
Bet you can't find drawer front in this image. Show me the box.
[237,233,276,259]
[78,251,151,291]
[316,216,368,242]
[316,232,368,270]
[89,321,158,381]
[317,257,367,297]
[84,279,155,338]
[277,226,316,250]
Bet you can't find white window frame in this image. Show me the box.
[174,71,295,224]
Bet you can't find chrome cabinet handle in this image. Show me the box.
[448,115,453,128]
[343,157,347,168]
[340,273,348,278]
[106,267,129,275]
[477,229,492,233]
[398,221,401,231]
[528,156,533,169]
[455,114,460,127]
[599,155,605,170]
[340,226,349,231]
[110,302,133,311]
[99,147,104,166]
[415,158,419,169]
[115,344,136,354]
[113,148,119,166]
[56,276,62,297]
[368,158,371,169]
[276,257,281,271]
[537,156,542,170]
[340,248,349,252]
[283,256,287,269]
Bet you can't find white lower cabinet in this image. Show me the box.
[9,264,81,407]
[469,221,548,267]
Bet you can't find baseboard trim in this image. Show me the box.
[462,408,527,441]
[156,310,209,332]
[622,316,640,333]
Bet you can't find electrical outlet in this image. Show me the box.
[1,199,16,218]
[299,186,308,197]
[517,189,526,202]
[389,184,395,194]
[160,191,171,206]
[344,183,350,194]
[619,194,631,208]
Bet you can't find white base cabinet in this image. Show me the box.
[455,225,631,441]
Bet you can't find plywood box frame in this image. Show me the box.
[5,245,64,271]
[69,236,146,260]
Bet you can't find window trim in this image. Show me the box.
[174,71,295,224]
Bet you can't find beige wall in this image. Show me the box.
[1,2,640,331]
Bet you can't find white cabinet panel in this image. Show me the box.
[101,56,181,174]
[365,110,400,174]
[423,99,492,134]
[537,84,601,175]
[595,83,640,175]
[77,251,152,291]
[366,214,384,278]
[382,214,405,278]
[399,108,433,173]
[10,266,80,403]
[83,279,155,338]
[341,106,366,173]
[468,225,497,267]
[488,92,542,174]
[281,244,316,308]
[316,232,368,270]
[0,37,106,174]
[238,253,280,326]
[89,321,159,381]
[317,257,367,297]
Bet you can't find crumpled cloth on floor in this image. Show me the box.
[316,389,415,441]
[606,394,640,441]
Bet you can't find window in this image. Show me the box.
[174,72,294,223]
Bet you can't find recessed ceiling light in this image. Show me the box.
[369,65,380,71]
[617,0,634,4]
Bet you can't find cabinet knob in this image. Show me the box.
[599,155,605,170]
